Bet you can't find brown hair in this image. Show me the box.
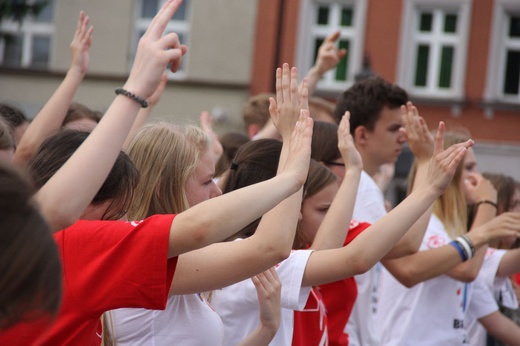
[0,162,61,329]
[482,172,516,215]
[215,131,250,178]
[311,120,341,164]
[28,130,139,221]
[62,102,102,127]
[334,76,408,132]
[243,93,274,132]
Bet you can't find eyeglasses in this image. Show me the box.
[323,161,345,167]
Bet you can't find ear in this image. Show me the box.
[247,124,260,139]
[353,125,368,146]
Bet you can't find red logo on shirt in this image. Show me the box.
[427,235,446,249]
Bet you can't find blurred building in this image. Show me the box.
[1,0,519,180]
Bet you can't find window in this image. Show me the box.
[397,0,471,99]
[296,0,367,91]
[485,1,520,104]
[134,0,191,78]
[0,0,55,69]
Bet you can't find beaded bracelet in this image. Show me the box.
[475,200,498,210]
[115,87,148,108]
[449,241,468,261]
[461,234,475,255]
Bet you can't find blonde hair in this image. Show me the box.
[102,122,210,345]
[408,131,469,239]
[127,122,210,219]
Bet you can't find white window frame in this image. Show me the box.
[484,0,520,104]
[134,0,191,80]
[0,1,54,69]
[397,0,472,99]
[296,0,367,92]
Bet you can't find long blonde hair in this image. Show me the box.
[102,122,210,345]
[127,122,210,218]
[408,131,469,239]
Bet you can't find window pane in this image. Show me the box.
[341,7,353,27]
[438,46,454,88]
[444,14,457,33]
[504,50,520,95]
[31,35,50,69]
[335,40,350,81]
[414,44,429,87]
[141,0,159,18]
[34,0,54,23]
[509,16,520,38]
[313,37,324,65]
[419,12,433,32]
[2,35,22,68]
[317,6,329,25]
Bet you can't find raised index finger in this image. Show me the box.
[146,0,182,40]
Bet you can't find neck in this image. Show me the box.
[359,151,379,177]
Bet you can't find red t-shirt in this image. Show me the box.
[0,215,178,346]
[321,221,370,346]
[292,221,370,346]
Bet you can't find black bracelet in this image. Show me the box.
[475,200,498,210]
[461,234,475,256]
[115,87,148,108]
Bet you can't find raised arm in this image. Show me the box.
[301,122,474,286]
[13,11,93,167]
[123,72,168,149]
[237,268,282,346]
[383,102,435,259]
[303,31,347,95]
[168,108,312,264]
[310,112,362,250]
[382,212,520,287]
[36,0,187,232]
[199,111,224,165]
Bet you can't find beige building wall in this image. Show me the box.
[0,0,259,133]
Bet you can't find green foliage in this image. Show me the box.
[0,0,49,24]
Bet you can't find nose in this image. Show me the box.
[211,182,222,198]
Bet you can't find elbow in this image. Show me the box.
[458,271,478,283]
[42,205,77,232]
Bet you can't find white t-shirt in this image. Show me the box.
[107,293,224,345]
[466,249,519,346]
[211,249,313,346]
[346,170,387,346]
[377,214,472,346]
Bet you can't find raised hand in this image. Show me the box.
[426,122,474,194]
[314,31,347,75]
[70,11,93,76]
[200,111,224,162]
[282,109,313,186]
[124,0,187,100]
[269,64,308,140]
[251,267,282,336]
[337,111,362,170]
[401,102,433,163]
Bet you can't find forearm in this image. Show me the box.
[303,66,323,96]
[123,106,152,149]
[168,173,301,257]
[497,248,520,277]
[311,168,361,250]
[237,325,277,346]
[12,69,84,167]
[36,95,141,231]
[480,311,520,346]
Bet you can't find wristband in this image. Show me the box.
[455,236,474,260]
[461,234,475,255]
[475,200,498,210]
[115,87,148,108]
[449,241,468,261]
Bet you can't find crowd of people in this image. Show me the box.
[2,1,520,345]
